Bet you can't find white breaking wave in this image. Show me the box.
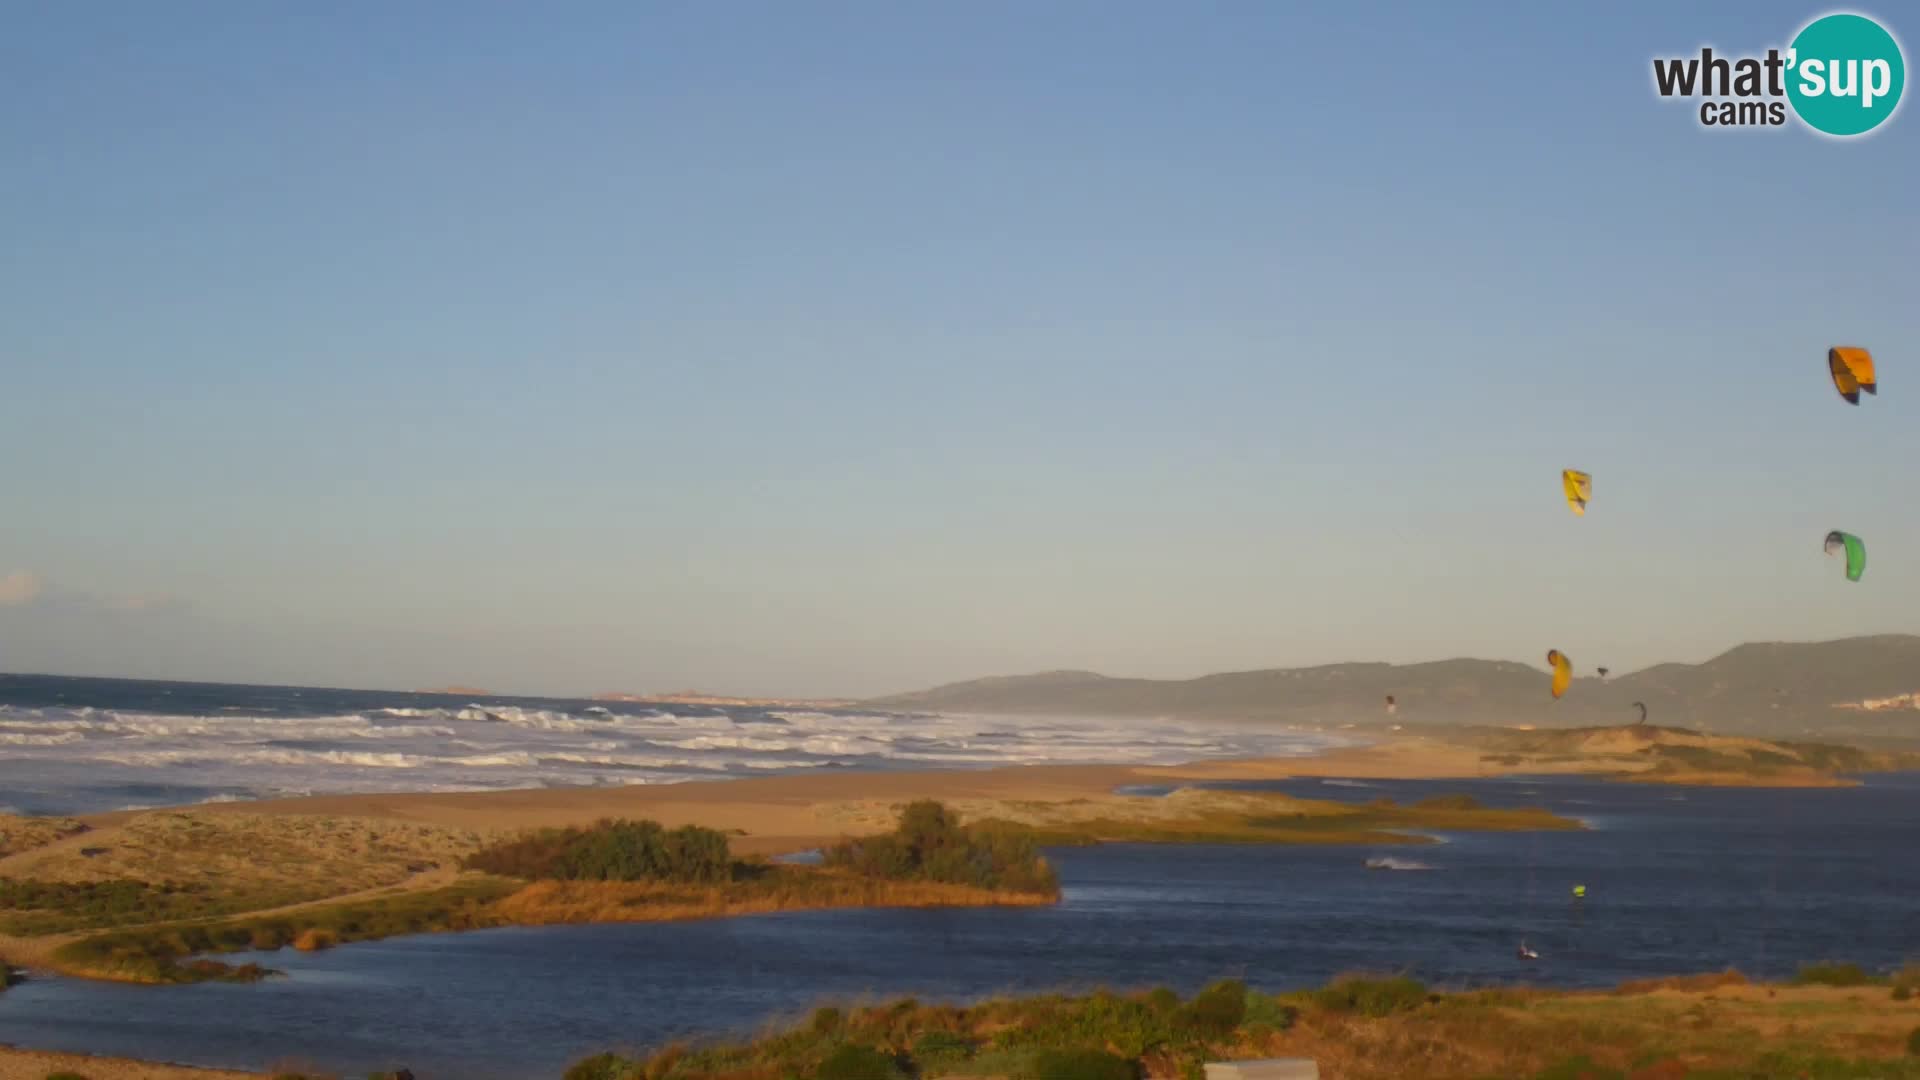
[0,699,1339,814]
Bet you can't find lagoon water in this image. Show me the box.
[4,774,1919,1079]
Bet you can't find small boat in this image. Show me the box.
[1517,942,1540,961]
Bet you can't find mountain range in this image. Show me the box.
[864,635,1920,739]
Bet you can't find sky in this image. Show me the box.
[2,2,1916,698]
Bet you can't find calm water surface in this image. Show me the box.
[2,774,1917,1079]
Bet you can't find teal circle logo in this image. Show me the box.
[1787,13,1905,136]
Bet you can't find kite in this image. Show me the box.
[1562,469,1591,516]
[1632,701,1648,724]
[1597,666,1611,679]
[1829,347,1877,405]
[1824,530,1866,582]
[1547,649,1572,699]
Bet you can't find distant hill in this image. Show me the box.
[866,635,1920,739]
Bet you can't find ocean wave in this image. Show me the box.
[0,696,1340,816]
[0,731,86,746]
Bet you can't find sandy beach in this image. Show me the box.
[61,732,1856,857]
[63,738,1481,855]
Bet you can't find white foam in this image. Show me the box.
[0,700,1338,812]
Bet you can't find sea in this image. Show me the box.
[0,673,1335,817]
[3,676,1919,1079]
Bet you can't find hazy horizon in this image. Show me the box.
[5,2,1916,698]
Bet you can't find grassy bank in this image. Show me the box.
[0,811,487,936]
[1459,724,1920,787]
[563,967,1920,1080]
[49,876,519,983]
[905,789,1582,848]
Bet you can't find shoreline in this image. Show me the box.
[1,737,1583,984]
[2,731,1890,987]
[77,732,1865,854]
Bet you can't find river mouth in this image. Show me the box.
[3,774,1917,1079]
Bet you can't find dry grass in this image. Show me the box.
[579,976,1920,1080]
[493,868,1055,926]
[0,814,88,858]
[814,788,1578,848]
[0,811,486,931]
[1614,970,1750,995]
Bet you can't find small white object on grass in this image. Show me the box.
[1203,1059,1320,1080]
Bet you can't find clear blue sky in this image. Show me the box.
[3,2,1915,697]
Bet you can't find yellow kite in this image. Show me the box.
[1829,347,1876,404]
[1547,649,1572,699]
[1561,469,1591,516]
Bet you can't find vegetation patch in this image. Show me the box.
[824,800,1060,894]
[1794,961,1878,987]
[560,968,1920,1080]
[50,876,516,983]
[0,814,88,858]
[464,819,732,884]
[0,877,245,935]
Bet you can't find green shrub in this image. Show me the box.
[1145,987,1180,1016]
[464,819,731,884]
[1242,990,1298,1031]
[1909,1027,1920,1057]
[812,1005,846,1035]
[562,1054,635,1080]
[966,1049,1040,1079]
[1895,984,1913,1002]
[824,801,1059,894]
[1310,975,1429,1017]
[817,1043,905,1080]
[911,1029,975,1067]
[1532,1056,1624,1080]
[1032,1047,1138,1080]
[1172,979,1247,1039]
[1793,962,1875,987]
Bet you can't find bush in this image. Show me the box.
[1894,984,1912,1001]
[1032,1048,1138,1080]
[465,819,732,884]
[1909,1026,1920,1057]
[824,801,1059,894]
[1793,962,1874,987]
[1310,975,1430,1017]
[911,1030,975,1067]
[817,1043,905,1080]
[1242,990,1297,1031]
[811,1006,846,1035]
[1532,1056,1624,1080]
[1172,979,1247,1040]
